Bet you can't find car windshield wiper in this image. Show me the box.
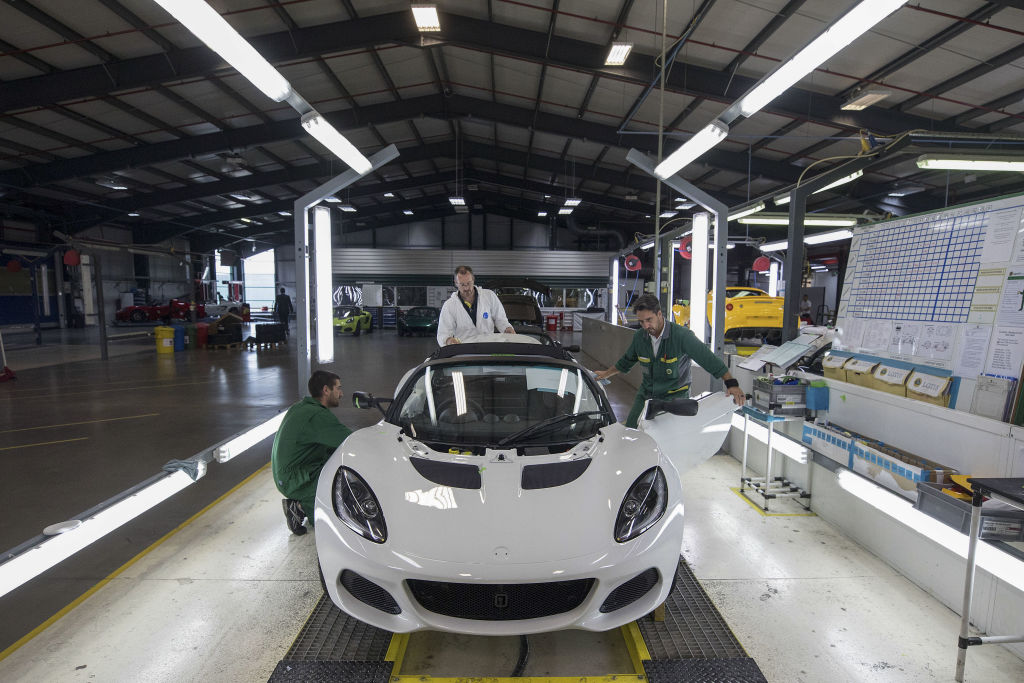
[496,411,606,448]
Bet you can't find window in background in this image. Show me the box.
[242,249,275,311]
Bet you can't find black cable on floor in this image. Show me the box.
[511,634,529,677]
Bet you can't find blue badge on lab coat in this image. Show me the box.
[483,312,489,319]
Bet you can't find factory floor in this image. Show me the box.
[0,325,1022,682]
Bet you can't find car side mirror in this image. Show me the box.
[645,397,699,419]
[352,391,375,409]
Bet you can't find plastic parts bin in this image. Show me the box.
[155,326,174,354]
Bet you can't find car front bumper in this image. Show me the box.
[313,503,684,635]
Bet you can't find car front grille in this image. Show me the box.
[406,577,594,621]
[599,568,659,613]
[341,570,401,614]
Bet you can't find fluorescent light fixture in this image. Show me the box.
[760,228,854,252]
[916,154,1024,172]
[736,0,907,117]
[835,470,1024,591]
[563,198,582,207]
[605,42,633,66]
[558,207,574,215]
[841,87,891,111]
[313,206,334,364]
[300,111,372,175]
[324,196,341,203]
[659,211,678,218]
[96,177,128,190]
[775,170,864,205]
[338,204,357,212]
[739,213,858,226]
[384,192,395,198]
[214,412,286,463]
[655,120,729,179]
[0,470,194,599]
[728,201,765,221]
[811,265,828,271]
[448,196,466,206]
[538,211,548,217]
[127,212,140,217]
[805,228,854,244]
[639,241,654,250]
[675,201,695,210]
[278,210,292,216]
[411,4,440,32]
[690,213,709,338]
[403,210,414,215]
[151,0,292,102]
[730,413,808,463]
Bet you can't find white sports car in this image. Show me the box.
[313,335,737,635]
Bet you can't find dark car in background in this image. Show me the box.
[397,306,440,337]
[486,278,549,328]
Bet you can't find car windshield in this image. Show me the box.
[728,289,766,299]
[335,307,359,317]
[393,361,610,450]
[408,307,438,317]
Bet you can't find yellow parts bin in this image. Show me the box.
[869,364,911,397]
[843,358,878,388]
[154,325,174,354]
[906,370,952,407]
[821,353,850,381]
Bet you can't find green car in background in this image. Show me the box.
[333,306,373,336]
[397,306,440,337]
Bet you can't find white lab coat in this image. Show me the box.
[436,287,513,345]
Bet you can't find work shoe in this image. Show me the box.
[282,499,307,535]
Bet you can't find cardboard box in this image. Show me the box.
[801,422,854,467]
[822,354,850,381]
[905,370,951,408]
[868,364,910,397]
[844,358,878,388]
[850,438,956,500]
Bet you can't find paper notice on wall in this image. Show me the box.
[996,270,1024,328]
[889,321,920,356]
[983,206,1024,263]
[918,323,955,361]
[861,320,893,354]
[833,317,864,352]
[955,325,991,378]
[984,327,1024,379]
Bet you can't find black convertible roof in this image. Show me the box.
[429,342,573,362]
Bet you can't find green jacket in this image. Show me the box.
[614,322,729,399]
[271,397,352,497]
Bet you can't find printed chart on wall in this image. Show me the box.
[834,194,1024,381]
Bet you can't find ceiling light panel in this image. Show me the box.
[605,43,633,66]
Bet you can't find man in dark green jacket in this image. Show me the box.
[594,294,745,428]
[272,370,352,535]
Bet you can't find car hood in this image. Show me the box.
[327,422,665,564]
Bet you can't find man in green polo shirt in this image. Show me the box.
[271,370,352,535]
[594,294,745,428]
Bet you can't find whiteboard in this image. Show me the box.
[834,193,1024,384]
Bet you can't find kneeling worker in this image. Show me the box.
[272,370,352,535]
[593,294,745,428]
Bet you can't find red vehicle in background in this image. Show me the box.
[115,299,206,323]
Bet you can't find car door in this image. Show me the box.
[637,391,738,475]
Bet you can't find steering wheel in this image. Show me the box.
[437,398,486,423]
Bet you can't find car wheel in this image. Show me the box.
[353,325,360,337]
[130,310,146,323]
[367,319,374,333]
[397,327,404,336]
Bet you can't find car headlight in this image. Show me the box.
[614,467,668,543]
[332,467,387,543]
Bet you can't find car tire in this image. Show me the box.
[353,326,360,337]
[130,310,146,323]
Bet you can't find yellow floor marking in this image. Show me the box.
[0,437,88,451]
[0,462,271,663]
[731,487,816,516]
[621,621,652,674]
[0,413,159,434]
[0,378,232,401]
[385,632,409,670]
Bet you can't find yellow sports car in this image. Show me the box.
[333,306,374,336]
[672,287,783,352]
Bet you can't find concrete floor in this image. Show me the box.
[1,324,1022,681]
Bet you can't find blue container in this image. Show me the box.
[806,385,829,411]
[172,325,185,351]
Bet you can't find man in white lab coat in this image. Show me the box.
[437,265,515,345]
